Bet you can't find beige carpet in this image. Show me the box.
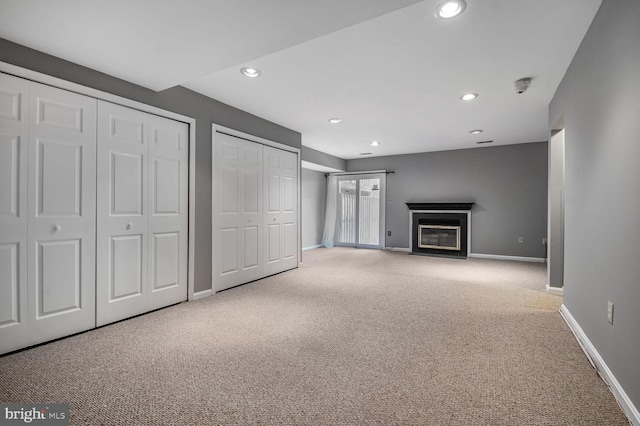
[0,248,629,425]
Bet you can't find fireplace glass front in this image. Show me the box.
[418,225,460,251]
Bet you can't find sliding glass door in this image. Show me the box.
[335,174,386,249]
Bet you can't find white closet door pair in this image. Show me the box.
[96,101,188,326]
[213,132,298,292]
[0,74,96,354]
[0,73,190,354]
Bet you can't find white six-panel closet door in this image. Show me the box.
[96,102,149,326]
[146,114,188,311]
[263,145,298,276]
[96,101,188,326]
[213,133,264,292]
[0,74,30,354]
[27,82,97,343]
[0,76,97,353]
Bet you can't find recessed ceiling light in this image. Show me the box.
[240,67,261,78]
[435,0,467,19]
[328,118,342,124]
[460,93,478,101]
[360,152,372,156]
[370,141,380,146]
[469,129,483,134]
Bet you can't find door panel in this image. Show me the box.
[110,116,144,143]
[0,135,20,217]
[263,146,298,276]
[153,158,180,214]
[111,152,143,215]
[97,101,148,326]
[222,143,238,161]
[37,240,80,317]
[283,222,296,260]
[267,224,280,263]
[0,75,29,354]
[36,139,82,216]
[243,226,259,269]
[244,170,259,213]
[147,114,188,310]
[0,85,23,120]
[220,227,238,275]
[153,126,181,150]
[213,133,263,291]
[111,235,143,300]
[221,168,238,213]
[36,97,83,132]
[0,243,20,325]
[28,82,96,343]
[267,175,279,212]
[151,232,179,291]
[283,176,294,212]
[244,147,259,164]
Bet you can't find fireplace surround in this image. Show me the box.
[406,203,474,258]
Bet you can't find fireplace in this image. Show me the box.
[406,203,474,258]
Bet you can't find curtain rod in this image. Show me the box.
[325,170,394,177]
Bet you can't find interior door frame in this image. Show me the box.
[211,124,301,292]
[0,61,198,302]
[547,126,565,294]
[334,172,386,249]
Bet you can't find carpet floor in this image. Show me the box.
[0,248,629,425]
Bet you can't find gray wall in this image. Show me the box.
[0,38,302,293]
[301,146,346,171]
[347,142,548,258]
[301,168,326,249]
[550,0,640,409]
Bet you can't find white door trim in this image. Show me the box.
[0,61,197,302]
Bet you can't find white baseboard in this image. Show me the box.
[546,285,564,296]
[383,250,546,262]
[469,253,546,263]
[385,247,411,252]
[560,304,640,425]
[192,289,213,300]
[302,244,323,252]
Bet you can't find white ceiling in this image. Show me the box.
[0,0,602,160]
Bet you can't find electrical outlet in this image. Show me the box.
[387,231,391,236]
[518,236,524,244]
[607,301,614,324]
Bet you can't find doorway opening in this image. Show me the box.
[548,127,565,294]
